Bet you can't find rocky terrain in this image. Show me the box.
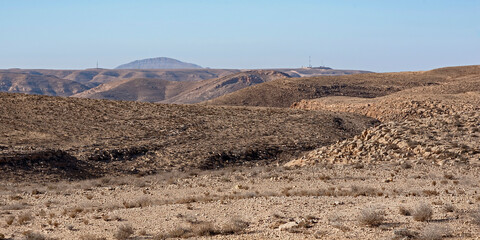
[115,57,203,70]
[0,92,376,182]
[1,65,480,239]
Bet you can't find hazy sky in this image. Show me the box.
[0,0,479,72]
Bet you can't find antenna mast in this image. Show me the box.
[96,60,98,69]
[308,56,312,68]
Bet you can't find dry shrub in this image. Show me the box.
[220,217,249,234]
[471,208,480,225]
[113,224,134,240]
[420,224,451,240]
[358,207,385,227]
[398,206,411,216]
[393,228,419,239]
[413,203,433,222]
[443,204,455,213]
[123,197,153,208]
[17,212,33,225]
[422,190,439,196]
[5,215,15,225]
[154,217,248,239]
[79,234,106,240]
[22,231,47,240]
[2,203,28,210]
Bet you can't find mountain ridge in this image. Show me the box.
[115,57,203,69]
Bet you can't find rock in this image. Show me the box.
[278,221,298,231]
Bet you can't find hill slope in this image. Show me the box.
[116,57,202,69]
[0,72,88,96]
[0,93,377,180]
[205,65,480,108]
[5,68,238,85]
[161,70,291,104]
[73,70,290,103]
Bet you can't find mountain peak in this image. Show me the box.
[115,57,202,69]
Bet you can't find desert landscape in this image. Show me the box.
[1,1,479,239]
[1,64,480,239]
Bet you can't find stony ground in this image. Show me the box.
[1,164,479,239]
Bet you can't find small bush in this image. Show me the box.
[220,217,249,234]
[443,204,455,213]
[5,215,15,225]
[398,206,411,216]
[113,224,134,240]
[358,207,385,227]
[420,224,451,240]
[22,231,47,240]
[471,209,480,225]
[79,234,107,240]
[17,212,33,225]
[413,203,433,222]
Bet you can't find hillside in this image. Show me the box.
[161,70,291,104]
[73,70,291,103]
[115,57,203,69]
[72,78,190,102]
[0,72,88,96]
[5,68,238,85]
[205,65,480,108]
[0,93,377,181]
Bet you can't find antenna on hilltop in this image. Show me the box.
[308,56,312,68]
[96,60,98,69]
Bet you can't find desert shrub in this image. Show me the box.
[471,208,480,225]
[393,228,419,239]
[443,204,455,213]
[17,212,33,225]
[154,217,249,239]
[413,203,433,222]
[420,224,451,240]
[113,224,134,240]
[398,206,411,216]
[22,231,47,240]
[220,217,249,234]
[79,234,106,240]
[358,207,385,227]
[5,215,15,225]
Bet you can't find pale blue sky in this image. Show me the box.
[0,0,478,72]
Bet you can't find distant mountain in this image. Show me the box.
[0,72,88,96]
[115,57,203,70]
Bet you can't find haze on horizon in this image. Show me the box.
[0,0,478,72]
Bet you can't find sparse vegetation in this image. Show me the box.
[413,203,433,222]
[420,224,451,240]
[358,207,385,227]
[113,224,134,240]
[17,212,33,225]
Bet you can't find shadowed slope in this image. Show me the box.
[0,93,377,180]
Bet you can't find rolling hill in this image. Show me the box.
[205,65,480,108]
[73,70,291,103]
[0,72,88,96]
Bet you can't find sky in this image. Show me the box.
[0,0,479,72]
